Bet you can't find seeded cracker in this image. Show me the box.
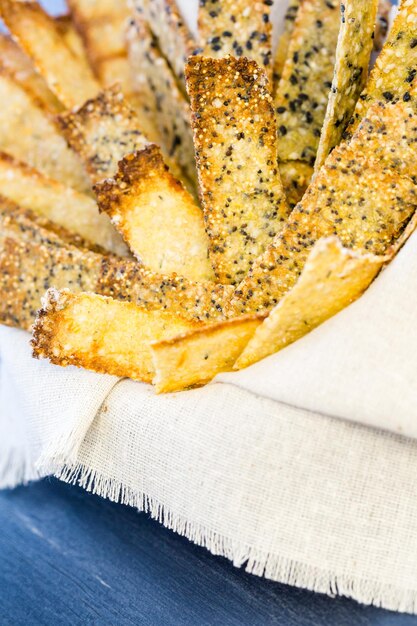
[58,85,149,184]
[127,17,197,189]
[349,100,417,182]
[347,0,417,135]
[235,237,389,368]
[95,145,213,281]
[229,143,417,314]
[0,69,90,193]
[275,0,340,164]
[0,152,127,256]
[198,0,274,83]
[279,160,313,208]
[32,290,204,383]
[315,0,378,170]
[130,0,196,92]
[0,0,100,108]
[186,56,289,285]
[0,33,62,113]
[273,0,300,88]
[151,314,265,393]
[0,201,232,331]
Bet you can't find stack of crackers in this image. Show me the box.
[0,0,416,393]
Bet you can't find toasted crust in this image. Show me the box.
[0,201,232,330]
[0,151,127,256]
[0,0,100,108]
[95,145,213,281]
[32,290,203,383]
[315,0,379,170]
[57,85,149,184]
[235,237,388,369]
[130,0,196,91]
[230,143,417,314]
[127,17,196,188]
[198,0,273,83]
[186,55,289,285]
[346,0,417,136]
[274,0,340,164]
[0,33,62,113]
[0,69,90,193]
[151,313,265,393]
[279,160,313,208]
[273,0,300,88]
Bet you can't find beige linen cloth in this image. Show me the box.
[1,0,417,614]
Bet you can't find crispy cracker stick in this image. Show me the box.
[95,146,213,281]
[0,69,90,193]
[198,0,273,83]
[54,14,90,63]
[0,0,100,108]
[315,0,378,170]
[186,56,289,285]
[229,143,417,314]
[349,100,417,182]
[151,314,265,393]
[131,0,196,90]
[0,152,127,256]
[275,0,340,164]
[0,33,62,113]
[273,0,300,87]
[235,237,388,368]
[127,17,196,188]
[32,290,203,383]
[347,0,417,136]
[66,0,130,71]
[279,160,313,208]
[0,201,232,330]
[57,85,149,184]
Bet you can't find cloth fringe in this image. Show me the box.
[39,457,417,616]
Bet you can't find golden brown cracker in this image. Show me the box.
[274,0,340,164]
[186,55,289,285]
[198,0,273,83]
[315,0,379,170]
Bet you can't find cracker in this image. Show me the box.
[95,145,213,281]
[32,290,203,383]
[151,314,265,393]
[0,33,62,113]
[186,56,289,285]
[273,0,300,87]
[274,0,340,164]
[0,69,90,193]
[0,152,127,256]
[279,160,313,208]
[315,0,379,170]
[347,0,417,135]
[54,14,90,63]
[57,85,149,184]
[127,17,197,189]
[229,143,417,313]
[0,0,100,108]
[131,0,196,91]
[235,237,388,368]
[0,201,232,330]
[198,0,273,83]
[349,100,417,182]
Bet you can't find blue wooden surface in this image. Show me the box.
[0,479,416,626]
